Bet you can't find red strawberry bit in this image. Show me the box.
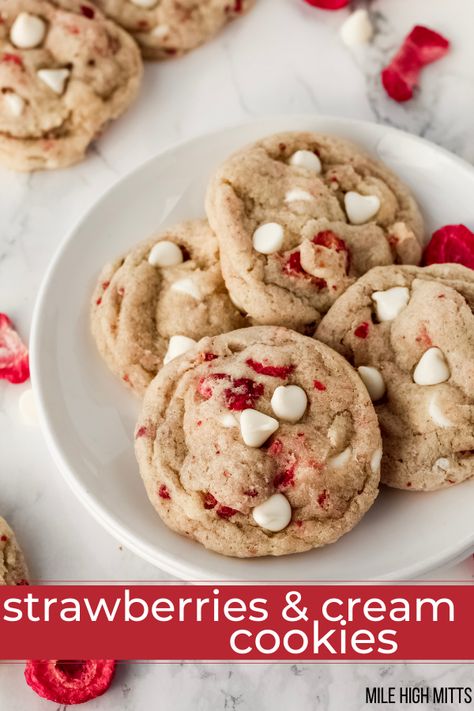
[216,505,237,519]
[381,26,450,103]
[303,0,349,8]
[423,224,474,270]
[354,322,369,339]
[203,492,217,509]
[243,488,258,498]
[415,323,432,348]
[246,358,294,379]
[135,426,147,439]
[274,464,296,489]
[295,520,303,528]
[2,52,23,66]
[80,4,95,18]
[318,490,329,508]
[313,380,327,391]
[0,314,29,384]
[197,372,230,399]
[283,251,327,289]
[312,231,347,254]
[24,660,116,705]
[0,535,7,542]
[223,378,264,411]
[268,438,283,456]
[158,485,171,500]
[202,352,218,362]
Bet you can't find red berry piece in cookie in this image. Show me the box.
[317,263,474,490]
[303,0,350,9]
[423,224,474,270]
[24,659,116,705]
[381,25,450,102]
[135,326,381,557]
[0,313,29,383]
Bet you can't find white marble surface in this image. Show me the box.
[1,0,474,707]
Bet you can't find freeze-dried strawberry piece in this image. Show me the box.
[246,358,294,379]
[216,505,237,519]
[381,25,450,102]
[283,251,327,289]
[24,660,116,705]
[303,0,350,9]
[313,380,327,391]
[423,224,474,270]
[158,485,171,500]
[2,52,23,66]
[197,373,231,399]
[274,464,296,489]
[354,322,369,339]
[0,313,29,384]
[312,231,348,254]
[223,377,264,411]
[203,492,217,509]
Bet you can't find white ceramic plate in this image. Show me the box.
[31,116,474,581]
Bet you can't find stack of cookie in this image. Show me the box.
[0,0,254,170]
[92,130,474,558]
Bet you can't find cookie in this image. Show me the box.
[316,263,474,491]
[206,131,424,332]
[91,219,248,396]
[0,516,29,585]
[63,0,256,61]
[135,326,381,557]
[0,0,142,171]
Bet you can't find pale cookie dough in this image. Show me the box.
[59,0,256,61]
[0,516,29,585]
[0,0,142,171]
[135,326,381,557]
[91,219,247,396]
[206,131,424,333]
[316,263,474,491]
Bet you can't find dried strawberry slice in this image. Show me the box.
[246,358,294,379]
[423,224,474,270]
[303,0,350,9]
[223,378,264,411]
[0,313,29,383]
[25,660,116,705]
[381,25,450,102]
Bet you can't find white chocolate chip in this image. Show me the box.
[344,191,380,225]
[170,278,201,300]
[130,0,158,7]
[370,448,383,474]
[428,393,453,428]
[148,241,183,267]
[434,457,450,471]
[163,335,196,365]
[218,413,238,428]
[252,493,292,532]
[3,92,25,117]
[37,68,70,95]
[357,366,386,401]
[285,188,314,203]
[340,9,374,47]
[240,408,279,448]
[19,389,39,426]
[289,150,322,173]
[328,446,352,469]
[413,347,450,386]
[271,385,307,423]
[152,24,170,38]
[252,223,284,255]
[10,12,46,49]
[371,286,410,322]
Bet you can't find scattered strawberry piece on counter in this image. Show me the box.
[25,659,116,705]
[0,313,29,384]
[423,224,474,270]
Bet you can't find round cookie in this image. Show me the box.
[0,0,142,171]
[91,219,248,396]
[206,131,424,333]
[61,0,256,61]
[135,326,382,557]
[316,263,474,491]
[0,516,29,585]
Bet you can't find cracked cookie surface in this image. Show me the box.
[60,0,255,60]
[0,516,29,585]
[91,219,247,396]
[206,131,424,332]
[135,325,381,557]
[0,0,142,171]
[316,263,474,491]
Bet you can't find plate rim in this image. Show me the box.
[30,113,474,581]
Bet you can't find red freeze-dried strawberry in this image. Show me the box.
[0,313,29,383]
[423,224,474,270]
[274,464,296,489]
[223,378,264,411]
[197,373,230,399]
[2,52,23,66]
[80,4,95,18]
[312,231,347,253]
[246,358,294,379]
[354,322,369,339]
[381,25,450,102]
[158,485,171,500]
[303,0,350,9]
[283,251,327,289]
[203,492,217,509]
[216,505,237,519]
[25,660,116,705]
[313,380,327,391]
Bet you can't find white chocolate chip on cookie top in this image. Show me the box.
[135,326,381,558]
[10,12,46,48]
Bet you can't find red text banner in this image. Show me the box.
[0,584,473,661]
